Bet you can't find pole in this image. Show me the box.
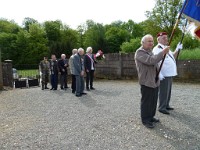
[155,0,188,82]
[176,19,188,62]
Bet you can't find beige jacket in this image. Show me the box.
[135,47,164,88]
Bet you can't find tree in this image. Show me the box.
[105,26,130,53]
[23,17,38,31]
[83,23,107,53]
[122,20,144,38]
[120,38,141,53]
[145,0,183,36]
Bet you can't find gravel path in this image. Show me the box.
[0,80,200,150]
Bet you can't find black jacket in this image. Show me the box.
[58,59,68,75]
[50,60,59,75]
[84,54,96,71]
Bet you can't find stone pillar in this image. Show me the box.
[3,60,13,87]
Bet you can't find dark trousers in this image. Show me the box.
[75,75,84,95]
[60,73,67,89]
[51,74,58,89]
[71,75,76,92]
[140,85,158,123]
[159,77,173,111]
[86,70,94,88]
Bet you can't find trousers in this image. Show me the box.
[159,77,173,111]
[140,85,158,123]
[75,75,84,95]
[86,70,94,88]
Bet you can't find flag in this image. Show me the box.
[194,26,200,39]
[182,0,200,38]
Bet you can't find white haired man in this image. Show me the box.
[84,46,97,91]
[73,48,87,97]
[153,32,183,115]
[135,34,169,128]
[69,49,78,94]
[58,54,69,90]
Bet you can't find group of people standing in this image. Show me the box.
[135,32,183,128]
[39,47,96,97]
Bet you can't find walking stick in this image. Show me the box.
[155,0,188,82]
[176,19,188,62]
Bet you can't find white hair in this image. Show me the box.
[86,47,92,53]
[78,48,84,53]
[72,49,78,54]
[61,54,66,57]
[141,34,153,45]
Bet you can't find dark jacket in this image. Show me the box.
[84,54,96,71]
[58,59,68,75]
[50,60,59,75]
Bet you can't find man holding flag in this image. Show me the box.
[153,32,183,115]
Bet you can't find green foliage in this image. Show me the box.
[120,38,141,53]
[105,26,130,53]
[146,0,183,35]
[83,23,107,53]
[179,48,200,60]
[170,34,200,50]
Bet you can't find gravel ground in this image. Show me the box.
[0,80,200,150]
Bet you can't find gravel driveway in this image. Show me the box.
[0,80,200,150]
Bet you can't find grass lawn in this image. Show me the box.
[17,69,39,78]
[178,48,200,60]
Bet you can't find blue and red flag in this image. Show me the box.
[182,0,200,38]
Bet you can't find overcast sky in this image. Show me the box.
[1,0,155,29]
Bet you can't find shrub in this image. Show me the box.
[120,38,141,53]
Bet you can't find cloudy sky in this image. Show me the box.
[1,0,155,28]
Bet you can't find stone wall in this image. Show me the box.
[95,53,200,81]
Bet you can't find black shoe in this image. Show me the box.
[76,94,82,97]
[42,88,44,90]
[45,87,49,89]
[72,90,75,94]
[142,122,155,128]
[61,88,64,90]
[151,118,160,123]
[50,88,54,90]
[53,89,57,90]
[81,92,87,95]
[159,110,170,115]
[167,107,174,110]
[90,87,95,90]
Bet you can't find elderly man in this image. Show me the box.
[73,48,87,97]
[69,49,78,94]
[153,32,183,115]
[58,54,69,90]
[135,34,169,128]
[84,46,97,91]
[50,54,59,90]
[39,56,50,90]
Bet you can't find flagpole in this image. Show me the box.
[176,19,188,62]
[155,0,188,82]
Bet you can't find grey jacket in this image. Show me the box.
[135,47,164,88]
[69,55,75,75]
[73,53,84,76]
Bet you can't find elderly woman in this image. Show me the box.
[135,34,169,128]
[84,47,97,91]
